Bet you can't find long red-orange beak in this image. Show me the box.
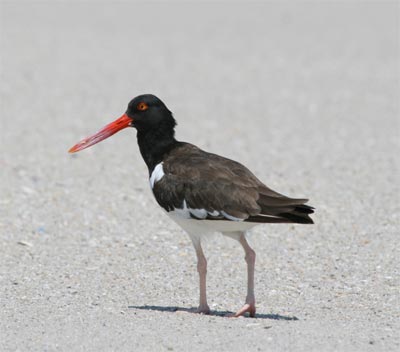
[69,114,132,153]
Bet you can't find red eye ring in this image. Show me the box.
[137,102,149,111]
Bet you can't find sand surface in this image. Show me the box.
[1,2,399,351]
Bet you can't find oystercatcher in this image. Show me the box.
[69,94,314,317]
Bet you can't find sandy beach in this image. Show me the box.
[1,2,399,351]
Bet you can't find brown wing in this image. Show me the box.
[153,143,314,224]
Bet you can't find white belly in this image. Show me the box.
[166,211,257,236]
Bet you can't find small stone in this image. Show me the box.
[17,241,33,247]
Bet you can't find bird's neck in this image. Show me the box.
[137,128,178,173]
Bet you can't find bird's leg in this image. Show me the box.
[190,237,210,314]
[234,232,256,317]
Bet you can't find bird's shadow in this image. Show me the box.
[128,305,299,321]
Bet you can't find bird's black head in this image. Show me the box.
[126,94,177,133]
[68,94,177,154]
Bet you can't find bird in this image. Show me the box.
[69,94,314,317]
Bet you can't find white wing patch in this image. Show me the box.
[207,210,220,217]
[220,211,243,221]
[149,162,165,189]
[169,199,244,221]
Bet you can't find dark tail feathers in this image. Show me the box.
[255,193,315,224]
[279,204,314,224]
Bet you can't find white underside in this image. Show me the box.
[166,212,258,244]
[166,200,257,240]
[167,212,257,234]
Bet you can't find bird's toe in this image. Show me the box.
[232,303,256,318]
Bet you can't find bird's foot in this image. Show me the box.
[195,304,211,315]
[230,299,256,318]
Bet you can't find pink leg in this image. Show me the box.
[234,233,256,317]
[191,237,210,314]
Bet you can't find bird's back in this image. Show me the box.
[151,142,314,225]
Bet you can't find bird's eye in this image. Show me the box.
[137,102,149,111]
